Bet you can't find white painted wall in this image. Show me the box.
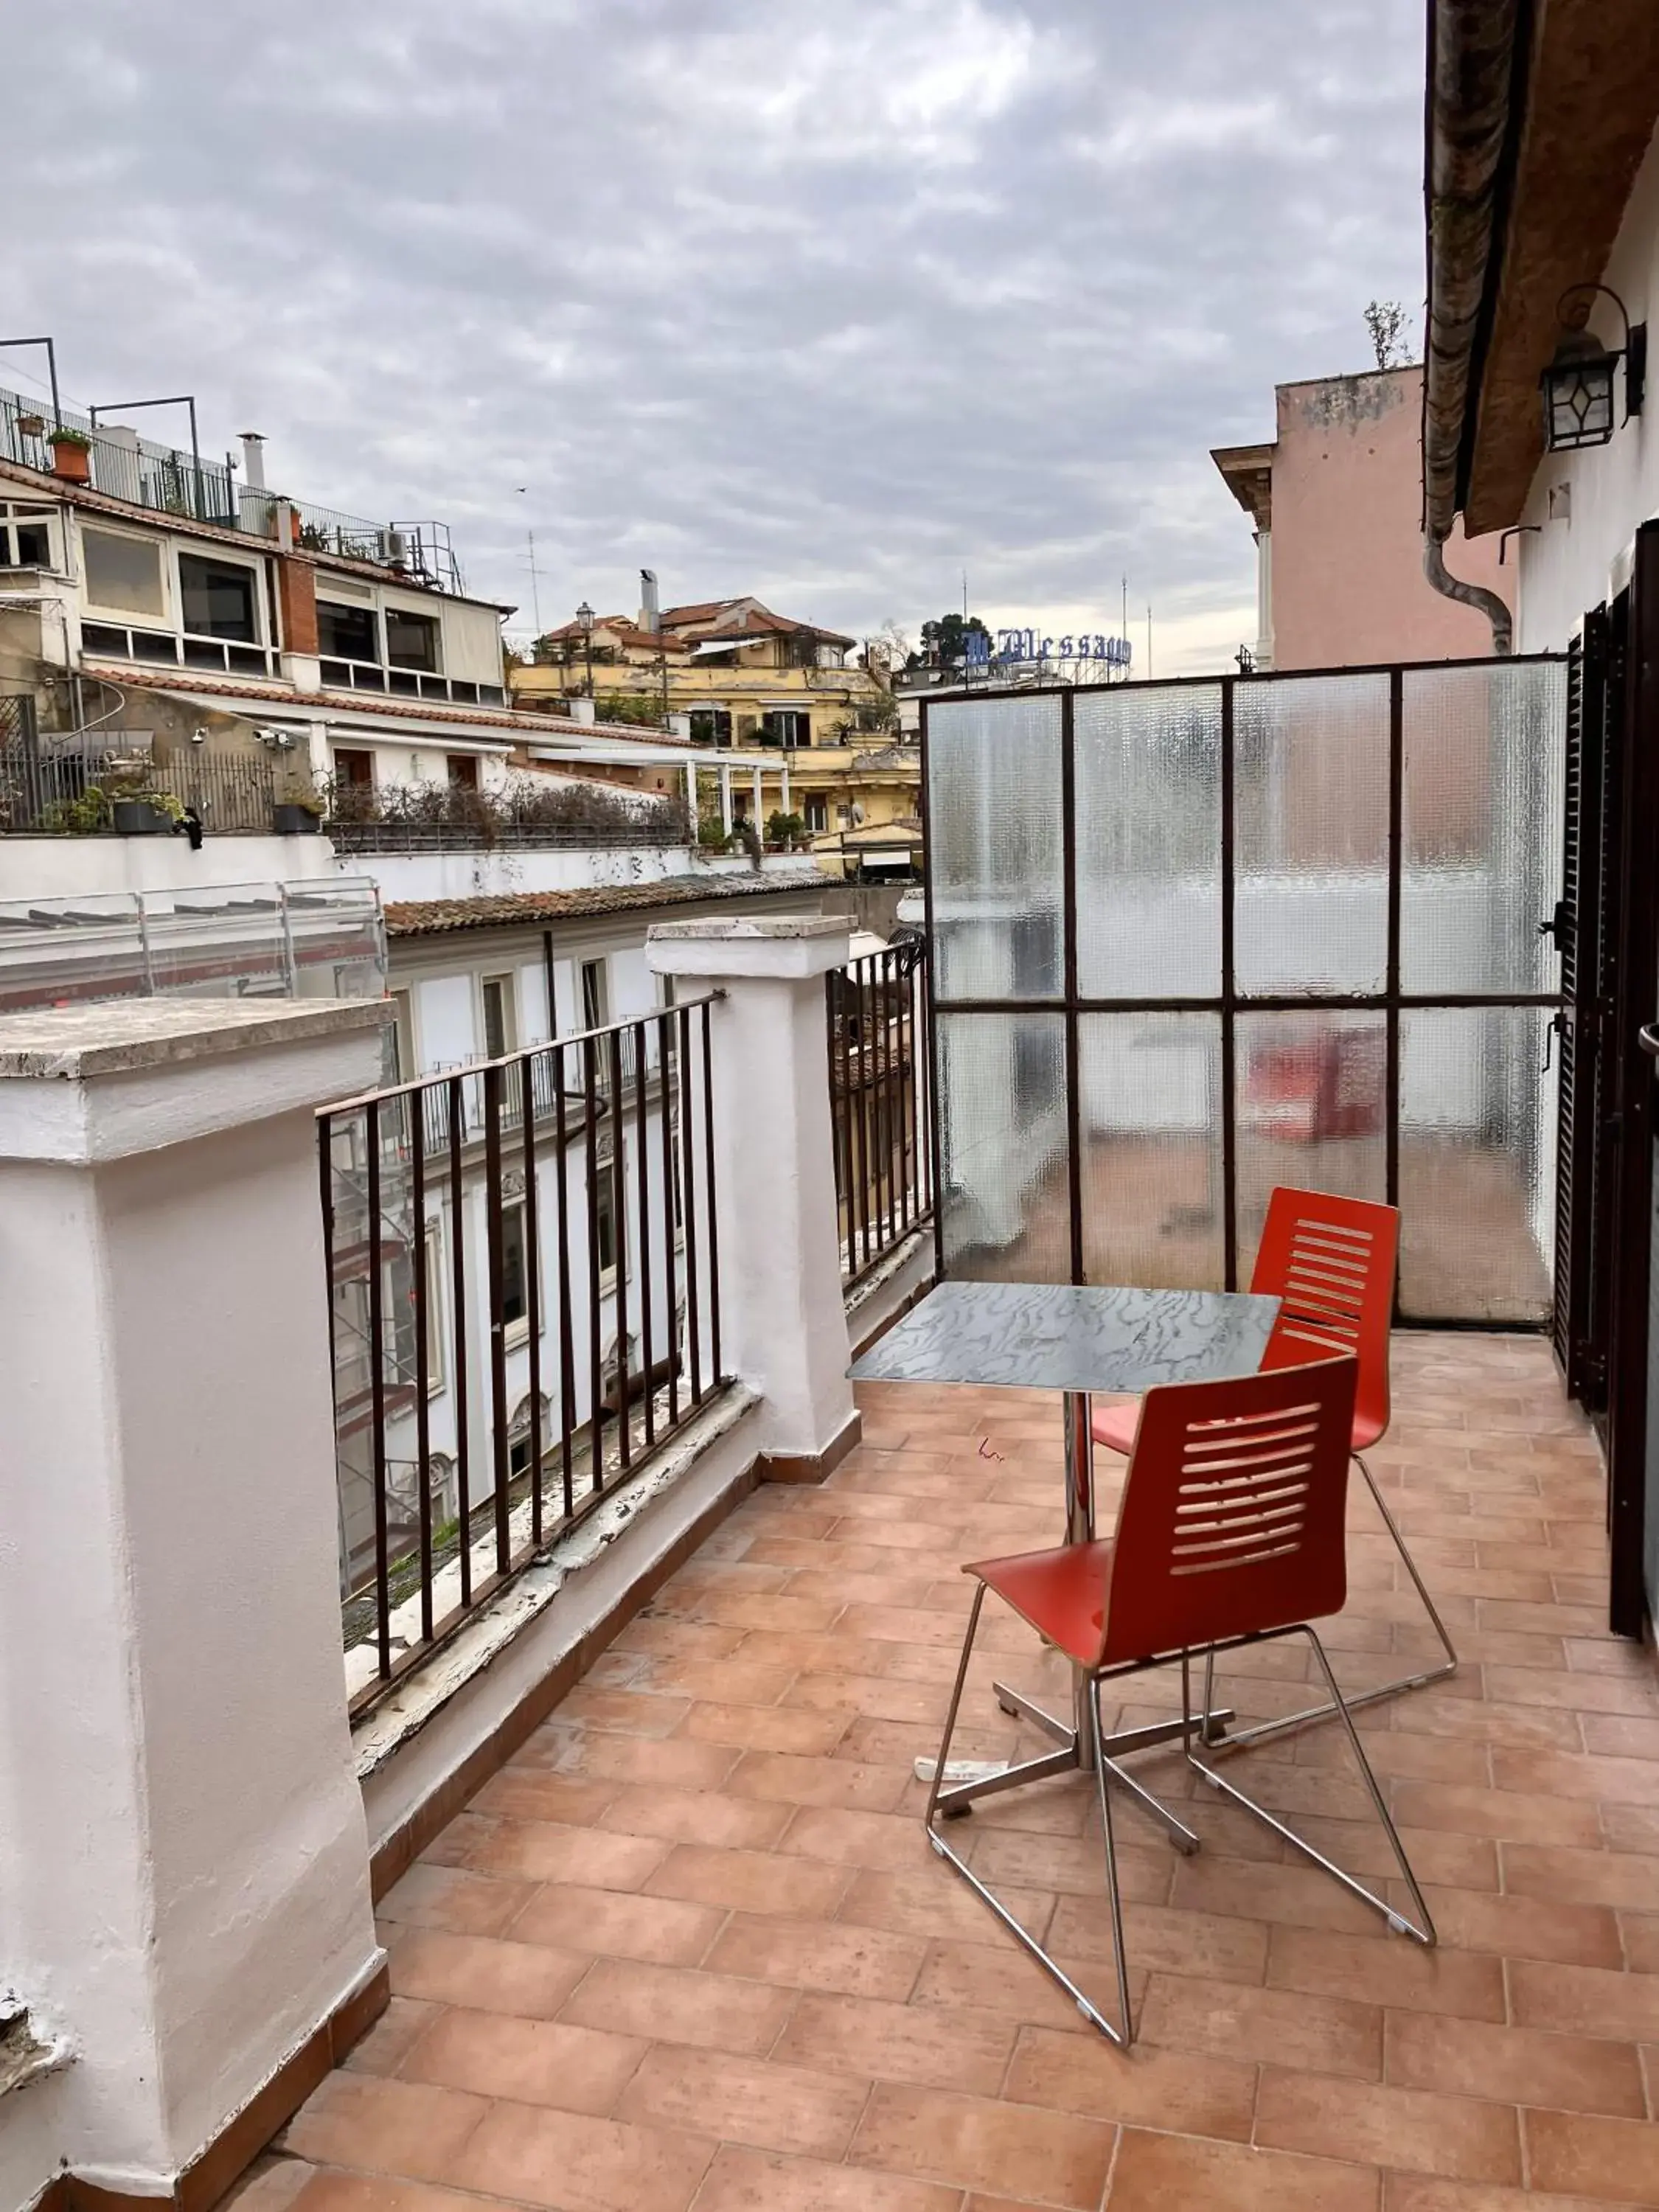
[1514,114,1659,650]
[414,973,476,1073]
[0,833,338,901]
[0,1001,383,2203]
[352,846,817,906]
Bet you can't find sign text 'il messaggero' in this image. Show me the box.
[967,630,1133,669]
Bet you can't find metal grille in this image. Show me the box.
[319,1001,726,1714]
[922,655,1568,1325]
[827,939,935,1283]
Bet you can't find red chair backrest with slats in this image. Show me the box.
[1094,1356,1358,1666]
[1251,1188,1397,1451]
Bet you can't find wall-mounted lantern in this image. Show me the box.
[1541,283,1646,452]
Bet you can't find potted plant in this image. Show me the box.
[46,428,92,484]
[273,790,327,835]
[113,790,185,836]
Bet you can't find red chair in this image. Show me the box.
[926,1355,1436,2046]
[1092,1188,1456,1742]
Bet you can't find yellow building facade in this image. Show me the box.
[510,596,920,879]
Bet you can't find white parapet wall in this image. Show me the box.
[0,999,388,2208]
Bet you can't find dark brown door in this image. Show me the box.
[1597,521,1659,1638]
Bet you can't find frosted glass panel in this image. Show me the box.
[1079,1014,1224,1289]
[1234,1009,1387,1284]
[1399,1006,1554,1321]
[1402,661,1568,996]
[1235,675,1389,996]
[1074,685,1222,998]
[928,695,1063,1004]
[937,1010,1070,1281]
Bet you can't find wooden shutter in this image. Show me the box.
[1554,610,1609,1396]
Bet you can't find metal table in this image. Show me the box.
[849,1280,1279,1834]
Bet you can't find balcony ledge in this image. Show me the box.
[352,1382,763,1880]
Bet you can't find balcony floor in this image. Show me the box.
[274,1334,1659,2211]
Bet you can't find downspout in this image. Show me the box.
[1424,534,1513,654]
[1422,0,1526,655]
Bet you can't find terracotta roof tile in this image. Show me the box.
[78,661,689,745]
[383,869,821,938]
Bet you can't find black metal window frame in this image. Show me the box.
[920,652,1568,1314]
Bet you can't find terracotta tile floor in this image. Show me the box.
[269,1333,1659,2211]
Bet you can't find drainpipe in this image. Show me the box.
[1424,533,1513,655]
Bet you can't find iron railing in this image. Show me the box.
[0,733,278,834]
[328,815,684,855]
[319,1001,725,1712]
[828,938,934,1283]
[1,383,463,586]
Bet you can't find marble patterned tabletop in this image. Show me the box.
[849,1280,1279,1396]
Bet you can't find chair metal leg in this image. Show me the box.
[1206,1452,1458,1753]
[1087,1678,1135,2043]
[923,1587,1133,2044]
[992,1679,1076,1746]
[1182,1628,1436,1947]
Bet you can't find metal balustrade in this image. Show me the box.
[319,1001,724,1711]
[827,938,935,1284]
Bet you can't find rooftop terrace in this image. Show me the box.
[263,1334,1659,2212]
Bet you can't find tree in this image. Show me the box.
[910,613,992,672]
[1365,300,1411,371]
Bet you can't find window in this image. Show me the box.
[593,1164,622,1279]
[803,794,829,835]
[317,599,380,662]
[423,1228,445,1392]
[0,508,52,568]
[390,990,415,1082]
[386,606,440,672]
[178,554,257,642]
[82,526,165,617]
[446,753,480,789]
[580,958,608,1030]
[501,1200,529,1332]
[761,709,810,748]
[333,747,375,787]
[481,973,518,1060]
[689,708,732,747]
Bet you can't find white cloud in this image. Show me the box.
[1,0,1427,655]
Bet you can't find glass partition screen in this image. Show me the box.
[923,656,1568,1323]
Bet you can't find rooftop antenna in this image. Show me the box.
[1146,604,1153,681]
[515,491,542,633]
[961,569,968,622]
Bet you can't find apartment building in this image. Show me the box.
[1211,365,1512,670]
[512,583,922,878]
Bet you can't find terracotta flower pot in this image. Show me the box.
[49,440,91,485]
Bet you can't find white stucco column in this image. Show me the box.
[751,763,763,827]
[684,759,698,832]
[717,762,733,835]
[646,917,859,1475]
[780,758,791,814]
[0,1000,387,2203]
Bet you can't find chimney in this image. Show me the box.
[639,568,660,633]
[240,433,267,491]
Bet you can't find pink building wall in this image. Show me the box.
[1269,367,1511,669]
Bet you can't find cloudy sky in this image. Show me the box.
[7,1,1425,671]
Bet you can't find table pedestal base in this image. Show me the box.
[931,1683,1231,1854]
